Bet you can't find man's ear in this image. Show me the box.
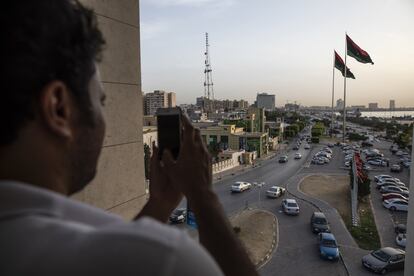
[38,81,74,140]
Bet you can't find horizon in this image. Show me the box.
[140,0,414,107]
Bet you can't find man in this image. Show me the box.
[0,1,258,275]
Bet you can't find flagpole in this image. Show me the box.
[331,51,335,138]
[343,32,347,143]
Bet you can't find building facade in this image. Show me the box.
[74,0,146,220]
[336,99,344,109]
[368,103,379,109]
[390,100,396,110]
[168,92,176,108]
[256,93,276,110]
[144,90,170,115]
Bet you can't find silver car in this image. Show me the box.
[266,186,286,198]
[282,199,300,215]
[362,247,405,274]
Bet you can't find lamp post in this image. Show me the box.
[253,181,265,207]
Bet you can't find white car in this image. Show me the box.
[378,178,405,186]
[266,186,286,198]
[282,199,300,215]
[294,153,302,159]
[304,144,310,150]
[383,199,409,212]
[231,181,252,193]
[375,175,398,182]
[396,233,407,248]
[376,181,406,190]
[367,160,386,166]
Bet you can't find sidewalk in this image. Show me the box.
[213,143,289,183]
[285,172,372,276]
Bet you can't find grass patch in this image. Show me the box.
[344,199,381,250]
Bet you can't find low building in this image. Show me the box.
[368,103,379,109]
[143,115,157,126]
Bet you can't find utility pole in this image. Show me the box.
[204,32,214,113]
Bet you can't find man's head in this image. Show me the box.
[0,0,106,194]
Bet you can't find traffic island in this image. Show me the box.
[230,209,277,268]
[300,174,380,250]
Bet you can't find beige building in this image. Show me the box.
[73,0,146,220]
[168,92,176,108]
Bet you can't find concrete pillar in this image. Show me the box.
[73,0,146,220]
[404,128,414,276]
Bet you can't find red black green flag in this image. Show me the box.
[334,51,355,79]
[346,35,374,64]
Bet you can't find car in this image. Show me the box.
[312,157,325,165]
[294,153,302,159]
[322,147,333,154]
[304,144,310,150]
[402,161,411,168]
[362,247,405,274]
[396,234,407,248]
[390,164,402,172]
[383,199,409,212]
[319,156,330,163]
[380,185,409,196]
[368,159,387,166]
[293,145,299,150]
[327,143,334,148]
[395,224,407,235]
[378,178,404,185]
[279,155,288,163]
[281,199,300,215]
[169,208,187,224]
[344,161,351,167]
[374,175,395,182]
[362,141,374,147]
[318,233,339,261]
[396,151,404,156]
[382,193,409,202]
[376,181,405,190]
[231,181,252,193]
[310,212,330,233]
[266,186,286,198]
[316,152,331,159]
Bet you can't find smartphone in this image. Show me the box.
[156,107,182,160]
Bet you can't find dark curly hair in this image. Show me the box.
[0,0,105,145]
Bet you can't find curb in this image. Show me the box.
[256,210,279,270]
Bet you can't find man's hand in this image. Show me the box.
[135,142,183,223]
[161,115,213,204]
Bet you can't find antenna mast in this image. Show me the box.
[204,32,214,112]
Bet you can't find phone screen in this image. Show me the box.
[157,114,181,160]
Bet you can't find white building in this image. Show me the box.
[144,90,176,115]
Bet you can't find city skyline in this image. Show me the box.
[140,0,414,106]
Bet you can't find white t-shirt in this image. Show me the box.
[0,181,224,276]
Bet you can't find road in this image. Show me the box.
[212,140,348,276]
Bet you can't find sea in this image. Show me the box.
[360,111,414,118]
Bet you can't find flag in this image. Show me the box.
[346,35,374,64]
[334,51,355,79]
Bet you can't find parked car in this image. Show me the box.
[402,161,411,168]
[169,208,187,224]
[281,199,300,215]
[323,148,333,154]
[390,164,402,173]
[368,159,387,167]
[376,181,405,190]
[294,153,302,159]
[310,212,330,233]
[231,181,252,193]
[312,157,325,165]
[380,185,409,196]
[374,175,395,182]
[266,186,286,198]
[279,155,288,163]
[382,193,409,202]
[396,234,407,248]
[378,178,404,185]
[304,144,310,150]
[327,143,335,148]
[396,151,404,156]
[361,247,405,274]
[383,199,409,212]
[293,145,299,150]
[395,224,407,234]
[318,233,339,261]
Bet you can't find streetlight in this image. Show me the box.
[253,181,266,208]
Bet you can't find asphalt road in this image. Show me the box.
[212,139,347,276]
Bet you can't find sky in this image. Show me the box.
[140,0,414,107]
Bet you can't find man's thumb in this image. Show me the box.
[161,149,176,169]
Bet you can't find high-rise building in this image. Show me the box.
[167,92,176,108]
[336,99,344,109]
[256,93,276,111]
[368,103,379,110]
[144,90,169,115]
[390,100,395,110]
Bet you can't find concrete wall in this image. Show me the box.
[73,0,146,220]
